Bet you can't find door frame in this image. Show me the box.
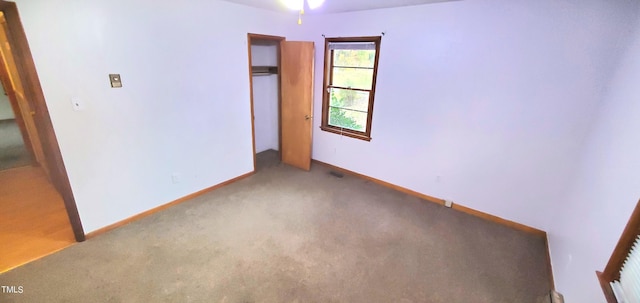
[247,33,285,171]
[0,54,35,165]
[0,1,85,241]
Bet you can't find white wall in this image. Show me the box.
[0,85,14,120]
[14,0,295,232]
[302,0,629,231]
[251,44,279,152]
[251,44,278,67]
[548,4,640,302]
[302,1,638,301]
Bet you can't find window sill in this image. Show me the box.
[320,126,371,142]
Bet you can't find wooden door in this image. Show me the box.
[280,41,314,171]
[0,15,48,176]
[0,57,32,162]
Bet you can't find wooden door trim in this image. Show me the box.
[0,53,35,164]
[247,33,285,170]
[0,1,85,241]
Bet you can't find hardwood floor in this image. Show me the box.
[0,166,75,273]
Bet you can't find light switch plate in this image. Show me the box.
[109,74,122,88]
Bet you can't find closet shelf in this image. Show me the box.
[252,66,278,76]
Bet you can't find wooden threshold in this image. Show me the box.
[86,171,255,239]
[1,245,73,274]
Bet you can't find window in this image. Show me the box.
[321,36,381,141]
[598,199,640,302]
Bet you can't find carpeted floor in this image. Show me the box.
[0,119,30,171]
[0,150,551,302]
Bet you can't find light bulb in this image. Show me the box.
[281,0,303,10]
[307,0,324,9]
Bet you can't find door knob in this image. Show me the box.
[305,115,312,120]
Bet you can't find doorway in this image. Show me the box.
[0,1,84,272]
[247,34,284,171]
[247,34,315,172]
[0,11,37,171]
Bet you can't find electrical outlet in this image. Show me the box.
[171,173,182,184]
[444,199,453,208]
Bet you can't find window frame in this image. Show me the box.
[320,36,382,142]
[597,199,640,302]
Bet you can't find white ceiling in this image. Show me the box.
[218,0,456,14]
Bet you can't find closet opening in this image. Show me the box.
[247,34,284,171]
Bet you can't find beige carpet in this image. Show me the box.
[0,150,551,302]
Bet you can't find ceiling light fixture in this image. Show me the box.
[307,0,324,9]
[281,0,324,24]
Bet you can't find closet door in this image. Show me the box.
[280,41,314,171]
